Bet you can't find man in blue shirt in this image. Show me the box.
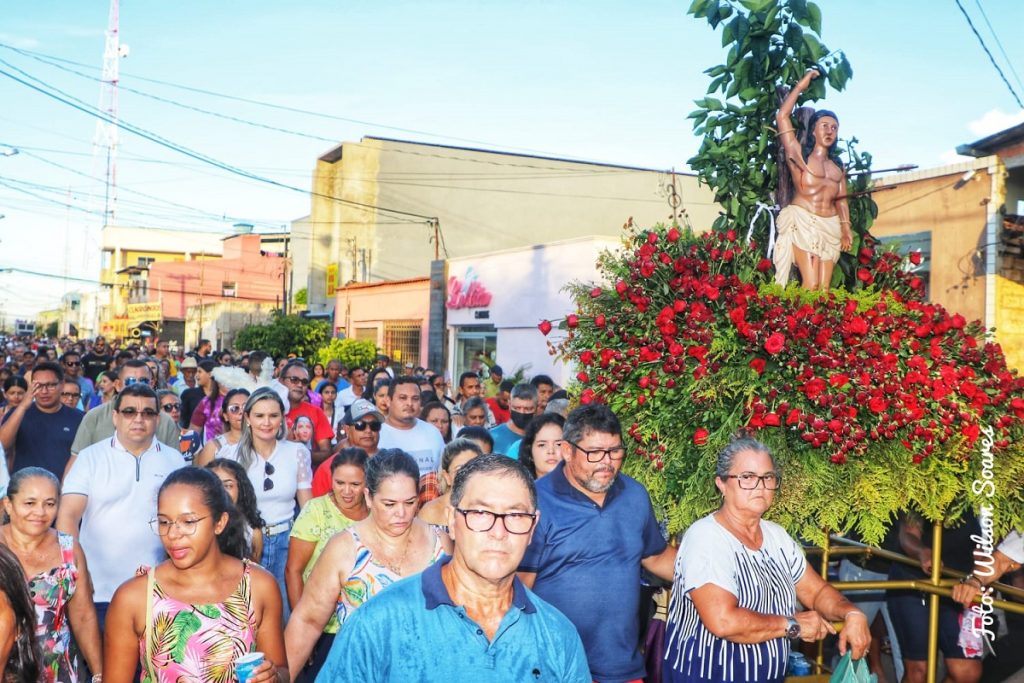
[518,404,678,683]
[317,454,590,682]
[0,360,83,478]
[489,383,537,459]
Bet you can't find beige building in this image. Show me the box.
[305,137,719,313]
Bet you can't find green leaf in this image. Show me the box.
[738,86,761,101]
[168,611,202,663]
[739,0,774,11]
[688,0,712,16]
[802,32,824,62]
[194,604,222,619]
[722,16,737,46]
[807,1,823,34]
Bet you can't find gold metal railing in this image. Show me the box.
[801,525,1024,683]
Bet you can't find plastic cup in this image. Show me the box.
[235,652,265,683]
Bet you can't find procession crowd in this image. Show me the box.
[0,335,1019,683]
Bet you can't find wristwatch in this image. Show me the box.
[785,616,801,639]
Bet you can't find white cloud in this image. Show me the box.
[939,149,972,165]
[0,33,40,49]
[967,109,1024,137]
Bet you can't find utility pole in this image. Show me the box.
[95,0,126,224]
[197,252,205,347]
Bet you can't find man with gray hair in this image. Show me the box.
[518,403,677,683]
[317,454,590,681]
[488,383,537,459]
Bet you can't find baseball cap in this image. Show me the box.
[180,357,198,369]
[346,398,384,424]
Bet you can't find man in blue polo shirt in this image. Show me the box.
[316,454,589,682]
[518,404,678,683]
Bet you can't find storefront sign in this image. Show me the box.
[326,263,338,297]
[447,269,492,309]
[127,302,162,327]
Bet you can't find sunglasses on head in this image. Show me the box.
[351,420,382,432]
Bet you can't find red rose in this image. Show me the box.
[566,314,579,328]
[909,251,922,265]
[538,320,552,335]
[667,227,680,242]
[764,332,785,355]
[579,350,595,365]
[951,313,965,329]
[594,314,606,328]
[576,371,589,383]
[763,412,781,427]
[749,358,766,375]
[580,389,595,404]
[590,287,602,298]
[868,396,887,413]
[615,280,627,295]
[756,258,772,272]
[693,428,709,445]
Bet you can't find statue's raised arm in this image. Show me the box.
[772,69,852,291]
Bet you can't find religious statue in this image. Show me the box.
[772,69,852,290]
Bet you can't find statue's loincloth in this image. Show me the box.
[772,204,842,286]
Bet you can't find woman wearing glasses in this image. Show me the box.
[0,467,102,683]
[220,388,313,614]
[156,389,202,463]
[193,388,250,466]
[284,450,450,681]
[103,467,287,683]
[662,435,871,683]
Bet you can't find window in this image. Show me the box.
[137,257,156,268]
[877,231,931,300]
[222,281,237,297]
[355,327,377,342]
[384,320,422,367]
[453,325,497,379]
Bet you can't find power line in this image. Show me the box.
[973,0,1024,100]
[954,0,1024,109]
[0,59,439,224]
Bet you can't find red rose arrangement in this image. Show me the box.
[548,224,1024,544]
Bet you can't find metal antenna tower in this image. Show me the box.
[94,0,128,225]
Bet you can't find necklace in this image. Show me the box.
[373,525,413,575]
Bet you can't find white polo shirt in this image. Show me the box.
[63,436,186,602]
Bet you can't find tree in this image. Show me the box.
[316,338,378,371]
[234,313,330,360]
[293,288,308,305]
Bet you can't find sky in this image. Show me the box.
[0,0,1022,323]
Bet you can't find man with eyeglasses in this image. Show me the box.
[69,359,181,471]
[0,360,84,479]
[61,350,93,408]
[518,404,678,683]
[58,382,186,635]
[280,360,334,465]
[311,398,383,497]
[318,454,590,682]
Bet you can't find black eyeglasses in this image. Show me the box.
[566,440,627,463]
[63,361,82,367]
[455,508,537,535]
[723,473,782,490]
[263,461,275,491]
[283,375,309,386]
[117,407,160,419]
[61,392,82,399]
[162,403,181,413]
[351,421,382,432]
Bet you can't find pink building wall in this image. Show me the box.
[334,278,430,366]
[148,234,287,319]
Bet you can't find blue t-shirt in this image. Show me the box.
[4,404,84,479]
[519,462,666,683]
[489,423,522,459]
[317,556,590,682]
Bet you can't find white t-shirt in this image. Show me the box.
[228,440,312,525]
[337,386,360,413]
[999,530,1024,564]
[378,419,445,481]
[63,436,186,602]
[0,444,9,498]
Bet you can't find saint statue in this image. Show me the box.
[773,69,852,290]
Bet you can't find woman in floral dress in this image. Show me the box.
[283,450,449,681]
[0,467,102,682]
[103,467,286,683]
